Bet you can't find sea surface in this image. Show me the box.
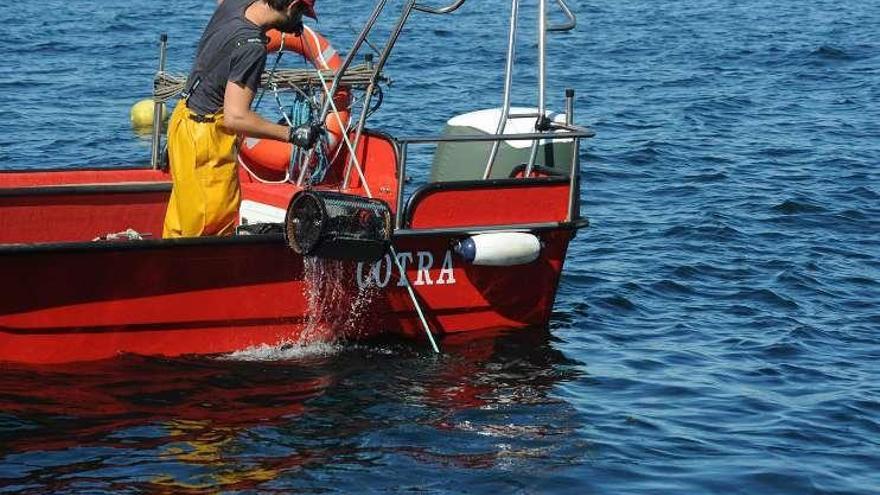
[1,0,879,493]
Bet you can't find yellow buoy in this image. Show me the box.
[130,98,164,130]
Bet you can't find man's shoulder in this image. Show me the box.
[230,31,267,57]
[231,31,266,46]
[209,1,265,42]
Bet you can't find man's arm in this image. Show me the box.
[221,81,290,142]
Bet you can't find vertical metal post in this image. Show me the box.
[395,142,408,229]
[537,0,547,122]
[566,89,579,222]
[565,88,574,125]
[150,33,168,170]
[525,0,548,177]
[567,137,580,222]
[482,0,519,180]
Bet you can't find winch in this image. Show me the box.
[284,190,392,262]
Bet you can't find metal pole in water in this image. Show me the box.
[347,136,436,351]
[389,245,441,354]
[150,33,167,170]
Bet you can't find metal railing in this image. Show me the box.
[149,0,589,233]
[314,0,590,236]
[483,0,578,179]
[342,0,576,188]
[548,0,577,32]
[394,122,594,232]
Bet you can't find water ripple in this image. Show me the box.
[2,0,880,493]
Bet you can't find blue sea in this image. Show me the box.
[1,0,879,493]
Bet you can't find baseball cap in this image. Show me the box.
[297,0,317,19]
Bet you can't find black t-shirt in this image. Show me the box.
[185,0,267,115]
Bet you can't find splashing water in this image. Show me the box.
[301,256,383,341]
[221,256,383,362]
[301,257,349,342]
[221,340,343,361]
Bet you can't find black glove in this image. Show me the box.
[288,123,322,149]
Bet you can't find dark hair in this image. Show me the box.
[266,0,296,10]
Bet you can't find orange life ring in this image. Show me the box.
[238,27,351,182]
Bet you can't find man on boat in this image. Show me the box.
[163,0,321,238]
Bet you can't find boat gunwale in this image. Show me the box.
[0,219,587,256]
[0,182,171,197]
[0,165,156,174]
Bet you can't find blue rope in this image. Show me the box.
[288,93,325,183]
[307,135,331,185]
[289,96,313,127]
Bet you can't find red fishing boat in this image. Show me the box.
[0,0,592,364]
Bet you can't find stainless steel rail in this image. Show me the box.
[150,34,167,170]
[395,124,592,227]
[524,0,548,177]
[413,0,467,14]
[343,0,419,188]
[395,141,408,230]
[397,127,594,144]
[343,0,470,188]
[393,219,588,238]
[481,0,520,180]
[548,0,576,32]
[565,90,579,222]
[318,0,389,123]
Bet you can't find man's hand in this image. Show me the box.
[288,123,322,149]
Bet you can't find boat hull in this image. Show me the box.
[0,152,582,364]
[0,229,574,364]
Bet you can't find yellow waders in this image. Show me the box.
[163,100,241,238]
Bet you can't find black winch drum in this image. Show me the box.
[284,190,392,262]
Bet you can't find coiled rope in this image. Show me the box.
[152,65,385,103]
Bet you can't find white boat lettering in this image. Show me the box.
[416,251,434,286]
[435,250,456,285]
[357,250,456,289]
[395,251,414,287]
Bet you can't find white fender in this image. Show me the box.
[454,233,542,266]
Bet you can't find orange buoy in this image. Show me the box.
[239,27,351,181]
